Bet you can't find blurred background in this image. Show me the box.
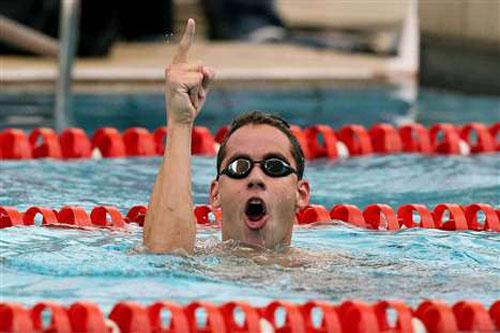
[0,0,499,131]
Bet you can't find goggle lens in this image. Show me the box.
[221,157,296,179]
[263,158,291,176]
[227,159,252,178]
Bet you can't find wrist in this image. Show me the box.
[166,103,196,127]
[167,118,193,132]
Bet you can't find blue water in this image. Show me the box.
[1,86,499,312]
[1,86,499,131]
[1,155,499,312]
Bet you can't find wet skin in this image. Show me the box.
[210,124,310,249]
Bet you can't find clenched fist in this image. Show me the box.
[165,19,216,125]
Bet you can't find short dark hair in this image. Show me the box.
[216,111,305,180]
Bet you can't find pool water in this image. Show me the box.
[2,85,499,131]
[0,86,499,313]
[1,154,499,312]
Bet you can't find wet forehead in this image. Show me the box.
[223,124,295,164]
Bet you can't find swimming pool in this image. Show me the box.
[1,87,499,318]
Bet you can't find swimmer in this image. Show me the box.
[143,18,310,254]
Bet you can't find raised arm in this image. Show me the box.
[143,19,216,253]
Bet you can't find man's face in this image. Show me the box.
[210,124,310,249]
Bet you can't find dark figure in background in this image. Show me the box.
[0,0,174,56]
[202,0,285,42]
[0,0,285,56]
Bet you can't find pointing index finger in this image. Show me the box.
[172,18,195,64]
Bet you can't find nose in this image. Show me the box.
[247,178,266,190]
[246,163,267,190]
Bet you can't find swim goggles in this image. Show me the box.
[218,157,298,179]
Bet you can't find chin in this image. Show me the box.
[240,227,267,249]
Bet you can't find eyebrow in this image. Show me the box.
[224,153,252,166]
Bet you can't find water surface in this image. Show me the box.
[1,155,499,311]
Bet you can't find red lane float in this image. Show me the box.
[123,127,156,157]
[0,303,33,333]
[261,301,305,333]
[490,300,500,330]
[452,300,495,332]
[23,206,58,226]
[192,127,216,156]
[429,123,461,155]
[57,206,92,227]
[184,301,226,333]
[460,122,496,153]
[362,204,400,231]
[0,299,499,333]
[397,204,435,229]
[336,125,373,156]
[153,127,168,154]
[109,302,151,333]
[0,129,32,159]
[398,123,433,154]
[301,300,342,333]
[290,125,312,160]
[329,204,367,228]
[31,301,72,332]
[415,300,458,333]
[296,205,330,224]
[369,123,402,154]
[67,302,107,333]
[0,206,23,228]
[220,301,261,333]
[126,205,148,226]
[214,126,229,145]
[148,301,190,333]
[194,205,220,225]
[2,202,499,232]
[90,205,125,228]
[91,127,126,158]
[29,128,62,159]
[336,300,379,333]
[59,128,92,159]
[1,122,498,160]
[304,125,339,159]
[373,300,414,333]
[489,122,500,151]
[463,203,500,231]
[433,204,468,231]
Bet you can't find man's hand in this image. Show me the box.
[165,19,216,125]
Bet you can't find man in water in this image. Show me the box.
[144,19,310,254]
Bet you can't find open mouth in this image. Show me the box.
[244,197,268,230]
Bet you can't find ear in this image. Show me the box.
[296,179,310,210]
[209,179,221,209]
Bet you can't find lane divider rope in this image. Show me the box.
[1,299,498,333]
[0,122,498,160]
[1,202,498,232]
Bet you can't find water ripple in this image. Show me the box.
[1,154,499,307]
